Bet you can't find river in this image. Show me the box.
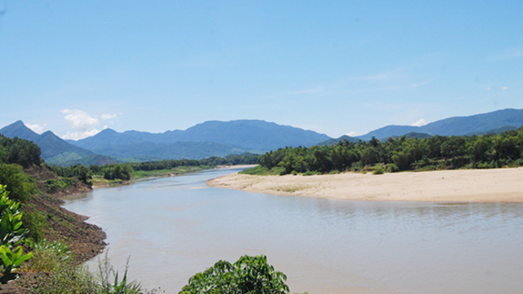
[63,167,523,294]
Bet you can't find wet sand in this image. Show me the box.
[207,167,523,202]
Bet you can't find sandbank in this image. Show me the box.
[207,167,523,202]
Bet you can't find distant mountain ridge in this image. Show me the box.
[0,121,116,166]
[69,120,332,160]
[356,108,523,140]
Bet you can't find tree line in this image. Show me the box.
[257,127,523,175]
[50,153,260,183]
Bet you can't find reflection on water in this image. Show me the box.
[63,168,523,294]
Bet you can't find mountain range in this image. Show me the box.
[354,108,523,140]
[1,108,522,165]
[0,120,331,165]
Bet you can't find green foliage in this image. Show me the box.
[180,255,290,294]
[49,153,259,185]
[0,245,33,282]
[49,164,92,185]
[31,252,145,294]
[31,263,100,294]
[97,254,142,294]
[257,127,523,175]
[44,178,79,194]
[0,135,41,167]
[372,165,384,175]
[102,164,134,181]
[21,207,47,241]
[386,163,400,173]
[0,163,37,202]
[0,185,32,283]
[29,240,72,272]
[240,165,281,175]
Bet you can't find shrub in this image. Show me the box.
[372,165,384,175]
[386,163,399,173]
[31,251,143,294]
[29,240,71,272]
[180,255,290,294]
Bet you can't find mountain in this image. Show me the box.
[0,120,41,142]
[70,120,331,160]
[357,108,523,140]
[0,121,116,166]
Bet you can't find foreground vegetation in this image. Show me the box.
[250,127,523,175]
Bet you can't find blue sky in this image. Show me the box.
[0,1,522,139]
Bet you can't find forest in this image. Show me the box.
[255,127,523,175]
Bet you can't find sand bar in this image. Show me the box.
[207,167,523,202]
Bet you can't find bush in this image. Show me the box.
[386,163,399,173]
[180,255,290,294]
[372,165,384,175]
[29,240,71,272]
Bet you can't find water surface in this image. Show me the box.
[63,168,523,293]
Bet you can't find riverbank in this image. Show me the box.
[207,167,523,202]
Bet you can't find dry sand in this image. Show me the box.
[207,167,523,202]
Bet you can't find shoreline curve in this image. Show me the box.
[207,167,523,202]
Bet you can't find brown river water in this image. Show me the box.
[63,168,523,294]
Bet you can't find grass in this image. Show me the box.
[27,245,159,294]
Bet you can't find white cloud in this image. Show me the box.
[411,119,427,127]
[62,109,99,130]
[346,131,358,137]
[501,86,509,91]
[61,109,116,140]
[62,128,102,141]
[486,87,491,91]
[26,123,47,134]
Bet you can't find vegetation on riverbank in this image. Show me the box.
[245,127,523,175]
[49,153,259,187]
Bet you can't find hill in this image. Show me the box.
[357,108,523,140]
[0,121,116,166]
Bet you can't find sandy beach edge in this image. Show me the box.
[207,167,523,202]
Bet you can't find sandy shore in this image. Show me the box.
[207,167,523,202]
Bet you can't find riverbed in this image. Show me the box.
[63,168,523,294]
